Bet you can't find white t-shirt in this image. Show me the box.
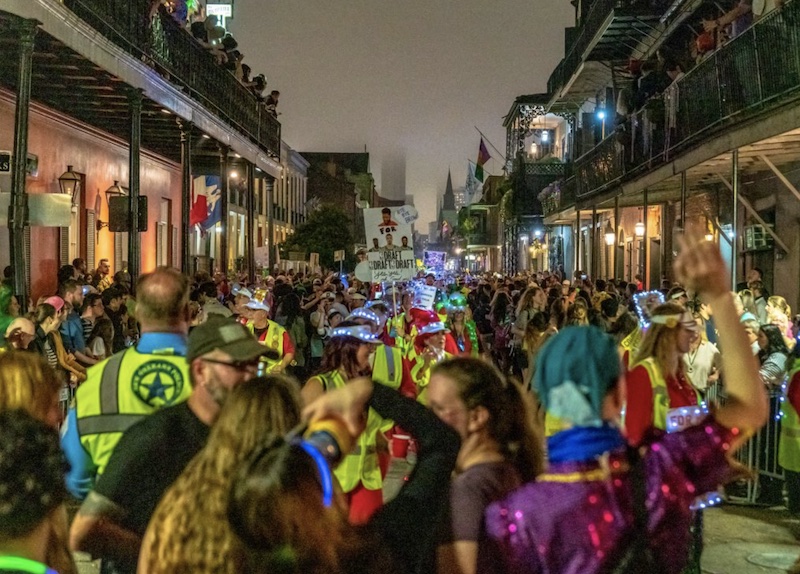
[90,337,107,360]
[683,341,720,391]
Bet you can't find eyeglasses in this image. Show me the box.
[201,357,261,370]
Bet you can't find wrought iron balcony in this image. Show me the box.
[63,0,280,157]
[573,0,800,199]
[547,0,663,101]
[541,176,577,217]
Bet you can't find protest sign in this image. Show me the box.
[364,206,416,282]
[423,250,447,272]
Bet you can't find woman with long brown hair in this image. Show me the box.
[138,375,302,574]
[301,323,389,524]
[430,358,543,574]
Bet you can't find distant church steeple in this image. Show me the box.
[442,170,455,211]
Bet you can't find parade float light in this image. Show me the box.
[604,221,616,246]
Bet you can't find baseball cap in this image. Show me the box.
[237,288,253,300]
[44,296,65,312]
[245,300,270,312]
[187,317,278,362]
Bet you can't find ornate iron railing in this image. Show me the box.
[63,0,281,157]
[573,0,800,198]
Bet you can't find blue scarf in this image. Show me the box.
[547,424,626,464]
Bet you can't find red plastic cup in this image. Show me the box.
[391,434,411,459]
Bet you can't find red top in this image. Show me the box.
[256,325,295,356]
[625,363,698,446]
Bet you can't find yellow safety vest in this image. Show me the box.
[248,320,287,371]
[780,361,800,472]
[75,347,191,476]
[544,413,569,437]
[411,351,452,406]
[315,370,389,493]
[629,357,700,431]
[372,345,403,391]
[620,327,642,369]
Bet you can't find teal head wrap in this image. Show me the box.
[534,326,620,427]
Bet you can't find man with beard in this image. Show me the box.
[69,316,274,574]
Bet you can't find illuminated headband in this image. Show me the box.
[417,322,450,336]
[633,290,665,328]
[346,308,387,330]
[330,325,380,343]
[650,310,698,331]
[296,440,334,508]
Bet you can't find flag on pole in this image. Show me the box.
[475,138,491,182]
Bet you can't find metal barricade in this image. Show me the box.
[707,381,785,504]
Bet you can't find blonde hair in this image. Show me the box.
[0,352,61,424]
[140,375,302,573]
[768,295,791,318]
[633,302,686,377]
[517,286,543,317]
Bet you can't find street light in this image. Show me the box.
[634,221,645,238]
[105,180,126,207]
[58,165,81,204]
[604,221,616,246]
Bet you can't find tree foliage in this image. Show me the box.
[280,207,355,270]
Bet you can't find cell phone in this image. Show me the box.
[581,274,587,280]
[82,285,90,296]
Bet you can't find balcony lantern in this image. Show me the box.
[58,166,81,204]
[105,181,126,207]
[634,221,645,237]
[604,221,616,246]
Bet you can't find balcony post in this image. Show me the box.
[218,144,230,274]
[643,188,649,290]
[266,175,275,273]
[178,120,192,275]
[680,171,687,231]
[246,162,256,284]
[591,205,597,280]
[575,208,581,278]
[9,19,37,311]
[731,149,739,290]
[614,195,622,280]
[128,89,143,289]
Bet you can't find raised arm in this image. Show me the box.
[674,234,767,434]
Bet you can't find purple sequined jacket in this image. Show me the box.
[485,417,737,574]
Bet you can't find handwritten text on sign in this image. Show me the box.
[367,250,416,282]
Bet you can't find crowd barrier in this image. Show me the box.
[706,382,785,504]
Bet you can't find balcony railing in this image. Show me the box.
[541,176,577,217]
[63,0,281,157]
[573,0,800,198]
[466,230,494,247]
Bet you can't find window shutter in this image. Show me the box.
[59,227,70,267]
[172,226,178,268]
[86,211,96,271]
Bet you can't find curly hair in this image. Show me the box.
[0,409,68,539]
[139,375,302,574]
[0,351,62,426]
[229,437,398,574]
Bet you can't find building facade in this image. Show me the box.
[0,0,285,302]
[501,0,800,310]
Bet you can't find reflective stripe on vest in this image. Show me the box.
[76,347,191,475]
[372,345,402,390]
[635,358,671,431]
[318,369,386,492]
[257,321,286,369]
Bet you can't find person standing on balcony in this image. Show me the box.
[265,90,280,117]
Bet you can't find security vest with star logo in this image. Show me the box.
[75,347,191,476]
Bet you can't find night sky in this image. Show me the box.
[232,0,574,228]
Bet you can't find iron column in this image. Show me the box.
[127,89,143,289]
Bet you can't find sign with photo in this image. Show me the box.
[364,206,416,282]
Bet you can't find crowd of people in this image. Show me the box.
[146,0,281,113]
[0,232,796,574]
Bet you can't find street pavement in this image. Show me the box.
[73,456,800,573]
